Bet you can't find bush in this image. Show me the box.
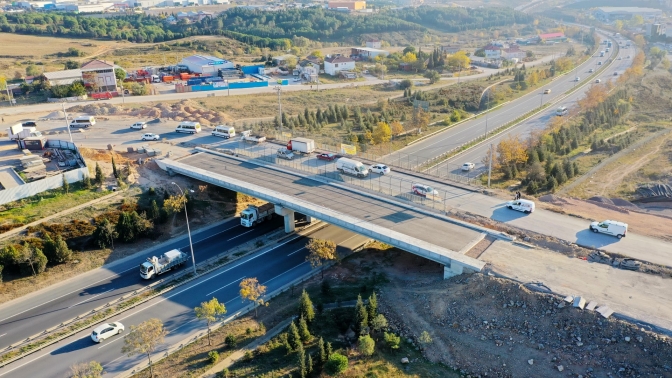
[358,335,375,356]
[325,353,348,375]
[225,334,236,348]
[384,332,401,349]
[209,350,220,364]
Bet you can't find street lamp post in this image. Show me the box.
[172,182,197,275]
[62,101,74,144]
[274,86,282,135]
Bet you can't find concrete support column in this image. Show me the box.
[443,261,465,279]
[305,215,313,223]
[275,205,295,233]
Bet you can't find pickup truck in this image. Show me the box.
[241,130,266,144]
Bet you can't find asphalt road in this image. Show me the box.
[0,225,369,378]
[389,33,627,172]
[0,217,283,351]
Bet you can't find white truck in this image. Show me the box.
[241,130,266,144]
[287,137,315,154]
[212,125,236,139]
[240,203,275,227]
[7,125,42,141]
[336,157,369,178]
[140,249,188,279]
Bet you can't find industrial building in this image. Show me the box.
[593,7,662,22]
[179,55,234,76]
[327,1,366,10]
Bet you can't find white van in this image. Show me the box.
[175,121,201,134]
[336,157,369,178]
[506,199,535,214]
[556,106,568,116]
[589,220,628,239]
[212,125,235,139]
[69,116,96,128]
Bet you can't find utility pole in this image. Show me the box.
[274,86,282,135]
[484,91,490,138]
[62,102,73,144]
[487,144,494,188]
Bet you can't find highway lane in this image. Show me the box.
[0,217,283,350]
[390,33,620,168]
[0,225,369,378]
[439,44,634,174]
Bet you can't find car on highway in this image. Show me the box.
[574,77,580,82]
[141,133,160,141]
[91,322,124,343]
[597,61,602,65]
[130,122,147,130]
[588,68,594,73]
[317,153,338,161]
[461,162,475,171]
[589,220,627,239]
[613,72,618,76]
[595,79,601,83]
[617,57,622,60]
[627,55,631,59]
[506,199,535,214]
[412,183,438,197]
[543,89,551,94]
[370,163,390,175]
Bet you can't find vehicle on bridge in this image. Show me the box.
[240,203,276,227]
[287,137,315,154]
[336,157,369,178]
[370,163,390,175]
[412,183,439,198]
[317,153,338,161]
[140,249,188,279]
[590,220,627,239]
[277,148,295,160]
[461,162,475,171]
[212,125,235,139]
[241,130,266,144]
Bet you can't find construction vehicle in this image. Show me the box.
[240,203,275,227]
[140,249,188,279]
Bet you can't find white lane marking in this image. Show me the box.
[68,288,115,309]
[263,262,309,285]
[205,277,245,297]
[0,233,304,376]
[179,228,229,250]
[0,333,6,338]
[287,248,304,256]
[227,229,254,241]
[102,354,126,369]
[170,318,198,333]
[98,334,125,349]
[0,229,231,323]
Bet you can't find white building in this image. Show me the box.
[366,39,382,49]
[350,47,389,60]
[43,69,83,86]
[593,7,662,22]
[502,46,526,60]
[484,45,502,60]
[324,55,355,76]
[179,55,234,75]
[81,60,117,92]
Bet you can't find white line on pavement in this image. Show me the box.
[68,288,115,309]
[205,277,245,297]
[226,229,255,241]
[98,334,125,349]
[263,262,309,285]
[0,334,6,338]
[101,354,126,369]
[287,248,304,256]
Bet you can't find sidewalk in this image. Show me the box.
[0,190,121,241]
[200,318,294,378]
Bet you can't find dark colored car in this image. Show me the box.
[317,153,337,161]
[22,121,37,127]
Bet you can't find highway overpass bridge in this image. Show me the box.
[156,149,504,278]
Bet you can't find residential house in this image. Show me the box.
[484,45,502,60]
[350,47,389,60]
[366,39,381,49]
[43,69,83,86]
[272,54,297,67]
[324,55,355,76]
[398,62,413,71]
[298,57,320,81]
[502,45,526,60]
[80,59,117,92]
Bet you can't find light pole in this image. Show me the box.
[172,182,197,275]
[540,92,543,107]
[62,101,73,144]
[274,86,282,135]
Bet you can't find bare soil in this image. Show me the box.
[367,249,672,378]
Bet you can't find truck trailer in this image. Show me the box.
[287,137,315,154]
[240,203,275,227]
[7,125,40,140]
[140,249,188,279]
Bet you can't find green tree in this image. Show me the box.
[424,70,441,84]
[399,79,413,90]
[367,292,378,321]
[371,314,388,336]
[94,162,104,185]
[325,353,348,375]
[354,294,368,335]
[307,353,313,374]
[25,65,41,77]
[92,218,116,249]
[195,297,227,346]
[111,156,118,178]
[419,331,433,345]
[239,277,266,318]
[62,174,70,194]
[115,212,135,242]
[287,320,302,351]
[64,61,80,70]
[21,246,47,276]
[114,68,126,81]
[121,318,167,378]
[69,360,103,378]
[299,289,315,322]
[225,334,237,348]
[82,173,91,189]
[305,239,337,279]
[384,332,401,349]
[298,315,312,342]
[47,235,71,263]
[317,336,327,366]
[297,344,306,378]
[148,200,160,221]
[358,335,375,356]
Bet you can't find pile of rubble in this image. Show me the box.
[378,273,672,377]
[68,100,231,125]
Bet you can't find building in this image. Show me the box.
[324,55,355,76]
[646,23,666,38]
[350,47,389,60]
[484,45,502,59]
[81,60,117,92]
[441,45,461,54]
[180,55,234,76]
[272,54,297,67]
[502,46,526,60]
[393,0,424,7]
[593,7,662,22]
[366,39,381,49]
[43,69,83,86]
[327,0,365,10]
[538,32,566,43]
[298,59,319,82]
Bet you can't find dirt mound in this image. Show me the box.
[588,196,615,205]
[372,249,672,378]
[610,198,639,208]
[43,110,65,119]
[538,194,568,205]
[67,100,231,125]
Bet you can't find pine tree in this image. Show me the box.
[354,294,368,335]
[326,342,333,360]
[148,200,160,221]
[112,156,118,178]
[367,292,377,321]
[318,337,327,366]
[287,321,301,351]
[62,174,69,194]
[307,353,313,374]
[95,162,104,185]
[297,344,306,378]
[83,173,91,189]
[115,212,135,242]
[298,316,312,342]
[299,290,315,322]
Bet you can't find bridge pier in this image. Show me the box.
[305,215,313,223]
[274,205,295,233]
[444,261,466,279]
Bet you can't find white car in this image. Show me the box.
[461,162,475,171]
[588,68,594,73]
[370,164,390,175]
[130,122,147,130]
[412,183,438,197]
[595,79,601,83]
[574,77,580,82]
[141,133,160,141]
[293,77,301,82]
[91,322,124,343]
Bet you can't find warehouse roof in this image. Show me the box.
[181,55,232,66]
[43,69,82,80]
